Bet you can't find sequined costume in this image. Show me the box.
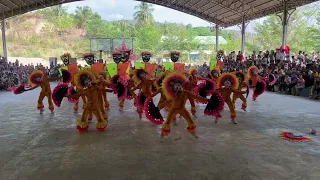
[73,86,87,112]
[232,72,248,111]
[69,69,109,132]
[184,67,205,116]
[248,66,266,101]
[69,85,108,132]
[132,69,154,118]
[161,72,207,137]
[26,70,56,113]
[215,73,245,123]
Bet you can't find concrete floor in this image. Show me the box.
[0,84,320,180]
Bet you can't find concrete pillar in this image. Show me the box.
[215,24,219,52]
[1,19,7,61]
[241,16,246,56]
[281,1,288,49]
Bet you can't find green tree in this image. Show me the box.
[134,2,155,27]
[160,26,198,52]
[253,4,319,53]
[134,25,162,53]
[74,6,93,35]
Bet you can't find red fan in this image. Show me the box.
[204,92,224,117]
[52,84,69,107]
[268,74,276,86]
[61,69,72,83]
[144,97,164,124]
[135,92,146,109]
[253,80,266,98]
[13,84,26,95]
[67,85,78,103]
[110,74,120,92]
[117,76,128,101]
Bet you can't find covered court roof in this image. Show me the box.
[0,0,317,27]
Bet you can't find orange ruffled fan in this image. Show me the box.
[28,70,44,86]
[247,66,258,78]
[154,70,172,90]
[162,72,188,100]
[217,73,239,89]
[73,69,96,90]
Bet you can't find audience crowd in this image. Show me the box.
[0,58,61,91]
[1,50,320,100]
[220,50,320,99]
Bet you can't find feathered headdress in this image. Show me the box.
[28,70,44,86]
[154,70,172,90]
[73,69,96,90]
[61,53,71,65]
[170,51,180,62]
[141,51,152,63]
[217,73,239,89]
[248,66,259,78]
[83,53,95,65]
[162,72,188,100]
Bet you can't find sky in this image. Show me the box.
[64,0,258,32]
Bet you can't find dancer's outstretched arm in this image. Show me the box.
[185,90,208,104]
[25,85,39,91]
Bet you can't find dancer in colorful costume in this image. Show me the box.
[209,67,221,83]
[215,73,246,124]
[96,72,111,110]
[131,68,154,119]
[117,70,137,111]
[25,69,68,114]
[184,67,205,117]
[247,66,266,101]
[232,72,248,111]
[160,72,208,138]
[68,69,110,132]
[71,81,87,112]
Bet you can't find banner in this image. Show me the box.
[209,59,217,70]
[49,57,57,67]
[135,62,145,69]
[146,63,157,78]
[69,58,77,64]
[91,63,104,73]
[118,63,129,77]
[106,63,118,77]
[217,61,224,70]
[163,62,174,70]
[174,63,185,72]
[67,64,78,76]
[58,65,68,76]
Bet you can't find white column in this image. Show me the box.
[215,24,219,52]
[241,16,246,56]
[281,1,288,48]
[1,19,7,61]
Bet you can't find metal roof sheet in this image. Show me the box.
[0,0,317,27]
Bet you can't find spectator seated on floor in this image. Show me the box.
[294,74,305,96]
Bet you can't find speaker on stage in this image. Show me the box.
[69,58,77,64]
[49,57,57,67]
